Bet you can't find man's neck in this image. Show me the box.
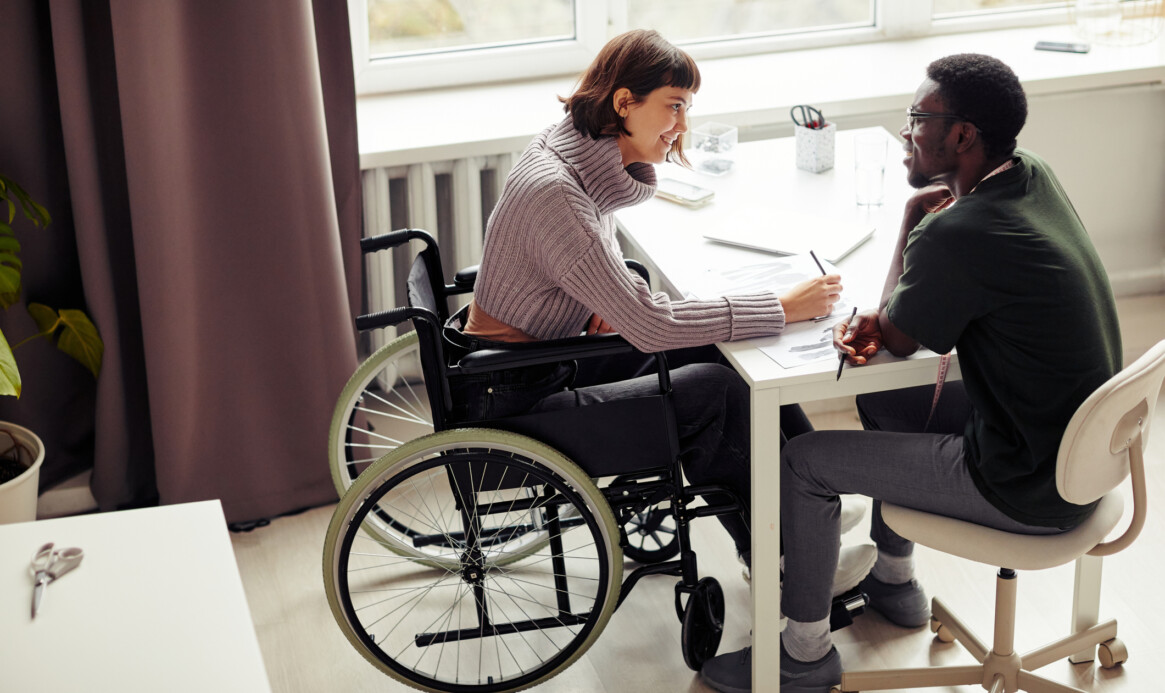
[950,153,1014,199]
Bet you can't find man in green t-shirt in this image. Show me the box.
[700,54,1121,693]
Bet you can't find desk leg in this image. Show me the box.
[1069,554,1103,664]
[751,386,783,692]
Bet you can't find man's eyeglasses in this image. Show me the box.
[905,108,978,131]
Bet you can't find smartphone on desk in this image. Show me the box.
[656,178,714,208]
[1035,40,1090,53]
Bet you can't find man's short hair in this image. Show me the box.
[926,54,1027,159]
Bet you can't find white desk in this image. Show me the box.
[616,127,962,690]
[0,500,272,692]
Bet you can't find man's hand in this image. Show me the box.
[907,183,955,218]
[586,313,616,335]
[833,309,882,365]
[780,274,843,323]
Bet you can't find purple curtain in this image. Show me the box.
[0,0,362,522]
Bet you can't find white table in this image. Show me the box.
[0,500,272,692]
[617,127,962,690]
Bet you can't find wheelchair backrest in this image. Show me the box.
[406,252,457,431]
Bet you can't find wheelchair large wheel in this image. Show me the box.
[329,331,434,490]
[324,429,623,693]
[329,334,552,566]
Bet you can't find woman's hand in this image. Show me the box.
[586,313,616,335]
[833,309,883,365]
[779,274,843,323]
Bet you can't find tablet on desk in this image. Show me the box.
[703,213,875,263]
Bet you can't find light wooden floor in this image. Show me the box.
[231,294,1165,693]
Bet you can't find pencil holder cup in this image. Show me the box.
[795,121,836,173]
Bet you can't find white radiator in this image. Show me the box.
[359,153,518,350]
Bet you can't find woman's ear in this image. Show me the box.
[612,87,632,118]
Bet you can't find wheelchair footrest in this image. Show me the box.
[829,586,869,632]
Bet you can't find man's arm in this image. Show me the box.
[837,185,953,361]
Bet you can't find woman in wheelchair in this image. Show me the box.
[456,28,841,566]
[322,29,853,693]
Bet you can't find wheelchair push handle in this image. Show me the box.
[355,306,430,332]
[360,228,437,254]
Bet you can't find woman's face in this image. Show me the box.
[615,86,693,166]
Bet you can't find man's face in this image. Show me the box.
[898,78,961,189]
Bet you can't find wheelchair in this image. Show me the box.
[323,229,865,692]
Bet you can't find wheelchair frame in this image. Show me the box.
[324,228,747,692]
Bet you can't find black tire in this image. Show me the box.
[681,577,725,671]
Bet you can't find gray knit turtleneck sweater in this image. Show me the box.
[473,117,786,353]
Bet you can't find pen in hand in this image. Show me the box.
[809,250,834,322]
[836,306,858,381]
[809,249,826,276]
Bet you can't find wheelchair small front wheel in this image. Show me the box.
[680,577,725,671]
[324,429,624,693]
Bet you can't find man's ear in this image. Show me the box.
[954,121,979,154]
[612,87,632,117]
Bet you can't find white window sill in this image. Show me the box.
[356,23,1165,170]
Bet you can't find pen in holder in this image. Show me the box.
[795,121,836,173]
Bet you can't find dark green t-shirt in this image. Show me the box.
[886,149,1121,527]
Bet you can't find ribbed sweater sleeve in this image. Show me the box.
[474,117,786,353]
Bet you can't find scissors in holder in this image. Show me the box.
[791,104,825,129]
[30,541,84,619]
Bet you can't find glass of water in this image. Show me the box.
[854,133,887,206]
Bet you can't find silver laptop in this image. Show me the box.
[702,212,875,264]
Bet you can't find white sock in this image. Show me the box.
[871,550,913,585]
[783,616,831,663]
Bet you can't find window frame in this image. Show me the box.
[349,0,1074,96]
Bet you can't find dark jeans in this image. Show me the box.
[445,332,811,554]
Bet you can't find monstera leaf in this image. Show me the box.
[0,174,102,398]
[28,303,103,379]
[0,330,19,398]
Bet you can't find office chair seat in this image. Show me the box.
[881,492,1123,572]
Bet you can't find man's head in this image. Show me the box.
[900,54,1027,189]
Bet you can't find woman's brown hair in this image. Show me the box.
[561,29,700,165]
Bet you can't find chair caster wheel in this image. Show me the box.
[930,617,954,643]
[1098,637,1127,668]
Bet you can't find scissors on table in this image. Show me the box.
[30,541,84,619]
[791,104,825,129]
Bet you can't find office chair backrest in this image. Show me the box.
[1056,340,1165,556]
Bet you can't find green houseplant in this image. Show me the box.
[0,173,104,521]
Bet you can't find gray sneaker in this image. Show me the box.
[699,645,843,693]
[859,574,930,628]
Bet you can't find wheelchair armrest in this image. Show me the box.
[456,333,637,374]
[624,259,650,283]
[453,265,478,288]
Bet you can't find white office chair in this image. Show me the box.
[836,339,1165,693]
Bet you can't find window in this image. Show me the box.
[933,0,1067,17]
[350,1,1075,95]
[625,1,875,44]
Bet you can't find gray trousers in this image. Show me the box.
[780,383,1064,623]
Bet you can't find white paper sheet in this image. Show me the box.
[684,254,853,369]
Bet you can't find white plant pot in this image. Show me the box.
[0,422,46,525]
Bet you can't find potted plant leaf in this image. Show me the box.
[0,173,104,523]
